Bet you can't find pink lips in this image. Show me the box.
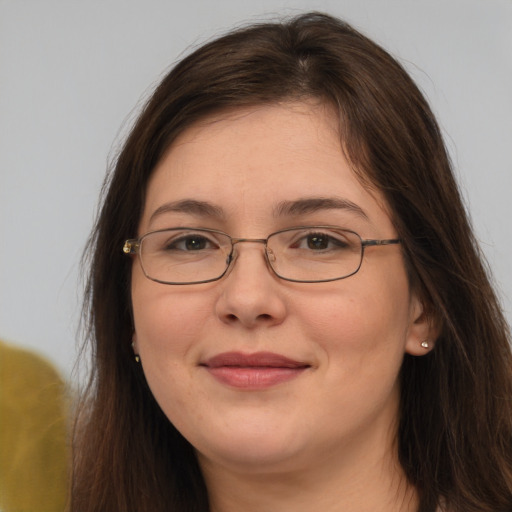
[201,352,310,389]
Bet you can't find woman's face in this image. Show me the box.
[131,103,431,476]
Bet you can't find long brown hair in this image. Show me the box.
[72,12,512,512]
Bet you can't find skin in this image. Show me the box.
[131,102,434,512]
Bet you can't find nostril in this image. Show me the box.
[222,311,276,324]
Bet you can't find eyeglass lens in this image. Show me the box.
[137,227,364,284]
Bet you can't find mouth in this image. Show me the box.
[200,352,311,389]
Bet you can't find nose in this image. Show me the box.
[214,240,287,328]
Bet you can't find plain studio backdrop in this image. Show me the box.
[1,0,511,382]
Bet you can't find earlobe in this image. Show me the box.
[404,296,440,356]
[132,333,141,363]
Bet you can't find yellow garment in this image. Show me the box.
[0,340,68,512]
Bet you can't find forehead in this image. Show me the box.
[140,103,393,234]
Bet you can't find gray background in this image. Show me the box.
[1,0,511,381]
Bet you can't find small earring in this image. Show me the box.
[421,340,429,349]
[131,341,141,363]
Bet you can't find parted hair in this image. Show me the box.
[71,12,512,512]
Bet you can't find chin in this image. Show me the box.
[192,421,311,473]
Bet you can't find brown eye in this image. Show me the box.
[307,234,330,250]
[165,235,214,252]
[184,236,208,251]
[296,232,349,251]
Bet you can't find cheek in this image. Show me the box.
[131,274,213,359]
[294,272,412,373]
[131,278,214,422]
[300,282,411,418]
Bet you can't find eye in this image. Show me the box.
[305,233,330,250]
[165,234,217,251]
[292,231,351,251]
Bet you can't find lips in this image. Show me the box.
[201,351,310,389]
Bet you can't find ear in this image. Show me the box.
[405,294,440,356]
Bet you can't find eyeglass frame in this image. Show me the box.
[123,225,401,285]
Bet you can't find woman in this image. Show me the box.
[72,12,512,512]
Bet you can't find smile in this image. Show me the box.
[201,351,311,389]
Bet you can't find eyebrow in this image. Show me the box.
[273,197,369,220]
[149,199,226,224]
[149,196,369,224]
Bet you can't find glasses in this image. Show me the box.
[123,226,400,285]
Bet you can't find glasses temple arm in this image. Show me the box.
[362,239,401,248]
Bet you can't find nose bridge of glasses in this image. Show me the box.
[228,237,274,266]
[231,237,267,246]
